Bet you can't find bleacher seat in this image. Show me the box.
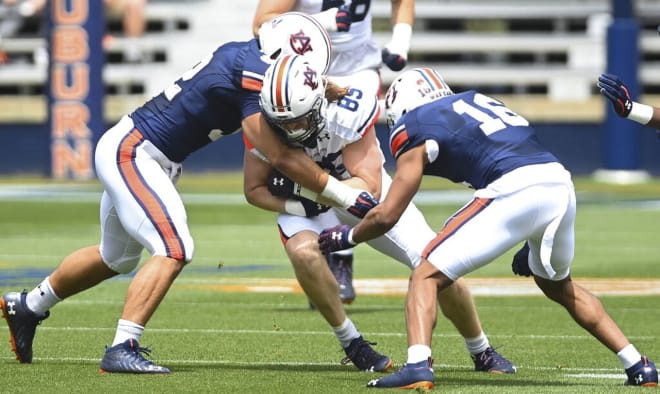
[1,0,659,123]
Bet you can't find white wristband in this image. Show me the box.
[347,228,357,245]
[320,176,360,208]
[293,183,319,202]
[627,102,654,125]
[387,23,412,57]
[313,8,339,32]
[284,199,306,217]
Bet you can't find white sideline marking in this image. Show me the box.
[4,184,660,209]
[566,373,626,380]
[0,354,629,381]
[31,326,655,342]
[0,184,472,205]
[174,277,660,297]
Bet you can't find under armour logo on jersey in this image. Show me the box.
[271,177,284,186]
[6,300,16,315]
[303,66,318,90]
[289,31,313,55]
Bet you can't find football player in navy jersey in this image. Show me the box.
[243,54,515,374]
[0,13,371,373]
[319,68,658,389]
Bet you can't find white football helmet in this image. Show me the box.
[258,12,332,74]
[260,54,327,148]
[384,67,454,129]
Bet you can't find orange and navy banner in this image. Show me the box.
[47,0,103,179]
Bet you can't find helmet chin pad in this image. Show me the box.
[265,96,325,148]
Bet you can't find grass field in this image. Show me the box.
[1,173,659,393]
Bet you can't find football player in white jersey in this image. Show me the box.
[253,0,412,99]
[253,0,413,304]
[242,54,516,374]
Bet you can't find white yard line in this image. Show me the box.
[174,277,660,297]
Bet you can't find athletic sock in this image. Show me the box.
[407,344,432,364]
[333,318,359,348]
[112,319,144,346]
[26,276,61,315]
[618,344,643,369]
[465,331,489,355]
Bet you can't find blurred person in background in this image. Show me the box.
[0,0,45,64]
[105,0,147,63]
[0,0,147,63]
[252,0,413,306]
[253,0,412,98]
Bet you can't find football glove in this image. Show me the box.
[382,48,407,72]
[300,197,331,217]
[335,5,352,32]
[511,242,532,277]
[598,73,633,117]
[347,191,378,218]
[382,23,411,71]
[267,170,297,197]
[318,224,355,254]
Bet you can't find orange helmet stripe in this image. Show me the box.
[273,55,294,112]
[418,68,448,92]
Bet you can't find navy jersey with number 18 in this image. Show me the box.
[388,90,559,189]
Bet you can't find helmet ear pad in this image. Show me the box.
[385,68,453,128]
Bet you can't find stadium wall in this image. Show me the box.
[3,122,660,177]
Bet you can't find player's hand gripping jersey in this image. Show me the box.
[388,91,560,189]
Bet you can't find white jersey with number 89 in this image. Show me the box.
[294,0,381,79]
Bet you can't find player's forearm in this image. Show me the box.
[244,185,284,213]
[351,205,397,244]
[244,114,327,194]
[310,177,371,208]
[649,106,660,129]
[243,115,364,209]
[252,0,296,36]
[391,0,414,26]
[272,150,365,208]
[340,175,380,201]
[271,148,328,194]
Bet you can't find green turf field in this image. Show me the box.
[1,173,659,393]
